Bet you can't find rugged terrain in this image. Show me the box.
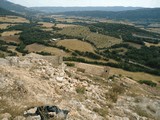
[0,53,160,120]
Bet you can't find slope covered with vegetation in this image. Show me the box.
[0,0,38,15]
[89,23,160,45]
[59,8,160,22]
[0,7,21,16]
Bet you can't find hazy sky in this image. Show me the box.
[8,0,160,7]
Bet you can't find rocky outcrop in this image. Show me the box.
[0,53,160,120]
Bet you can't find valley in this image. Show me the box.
[0,0,160,120]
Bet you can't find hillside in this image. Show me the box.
[31,6,142,13]
[0,0,37,15]
[0,54,160,120]
[0,7,21,16]
[59,8,160,21]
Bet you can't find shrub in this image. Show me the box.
[76,86,86,94]
[36,51,52,56]
[105,84,125,102]
[65,62,75,67]
[138,80,157,87]
[93,107,108,117]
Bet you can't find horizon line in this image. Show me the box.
[29,6,158,8]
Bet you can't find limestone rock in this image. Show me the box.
[13,116,26,120]
[24,107,37,115]
[26,115,41,120]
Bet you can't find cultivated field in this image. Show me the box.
[144,42,160,47]
[57,39,95,52]
[7,45,22,56]
[0,16,29,23]
[146,28,160,34]
[55,24,77,28]
[25,43,70,56]
[38,22,55,28]
[124,42,142,49]
[54,17,76,23]
[1,30,21,36]
[0,24,16,29]
[58,26,122,48]
[110,67,160,82]
[0,35,20,43]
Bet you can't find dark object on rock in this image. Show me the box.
[25,105,70,120]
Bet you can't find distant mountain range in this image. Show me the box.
[57,8,160,21]
[0,0,160,22]
[31,6,142,13]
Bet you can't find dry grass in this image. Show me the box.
[0,24,16,29]
[25,43,70,56]
[41,28,53,31]
[58,26,122,48]
[55,24,77,28]
[0,35,20,43]
[124,42,142,49]
[133,105,154,119]
[1,31,21,36]
[105,83,125,103]
[144,42,160,47]
[57,39,95,52]
[110,67,160,82]
[93,107,108,117]
[7,45,22,56]
[0,16,29,23]
[54,17,76,23]
[38,22,55,28]
[146,28,160,34]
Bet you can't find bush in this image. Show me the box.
[65,62,75,67]
[93,107,108,117]
[138,80,157,87]
[105,84,125,102]
[76,86,86,94]
[36,51,51,56]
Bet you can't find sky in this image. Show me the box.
[8,0,160,7]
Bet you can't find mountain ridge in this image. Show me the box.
[0,0,38,15]
[56,8,160,21]
[31,6,143,13]
[0,7,21,16]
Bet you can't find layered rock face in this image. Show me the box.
[0,53,160,120]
